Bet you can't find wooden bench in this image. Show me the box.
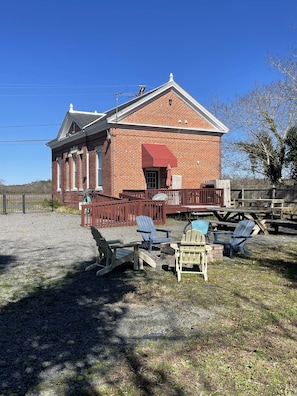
[268,206,288,219]
[211,220,263,235]
[280,206,297,219]
[264,219,297,233]
[191,211,213,216]
[187,211,213,220]
[210,221,238,231]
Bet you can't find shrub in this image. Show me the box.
[42,198,63,209]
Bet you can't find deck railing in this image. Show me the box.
[82,188,224,228]
[81,199,166,228]
[121,188,224,206]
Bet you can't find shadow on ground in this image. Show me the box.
[0,261,190,395]
[0,254,17,271]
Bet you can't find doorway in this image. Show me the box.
[145,170,159,189]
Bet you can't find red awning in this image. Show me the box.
[142,144,177,168]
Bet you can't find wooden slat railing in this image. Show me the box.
[121,188,224,206]
[82,188,224,228]
[81,199,166,228]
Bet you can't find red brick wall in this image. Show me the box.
[124,91,213,129]
[51,91,223,203]
[111,128,221,197]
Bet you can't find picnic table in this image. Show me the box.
[182,205,292,235]
[181,205,221,220]
[210,207,272,235]
[236,199,288,219]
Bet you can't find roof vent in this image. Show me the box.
[137,85,146,96]
[169,73,174,82]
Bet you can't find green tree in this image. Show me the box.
[285,126,297,179]
[238,132,285,184]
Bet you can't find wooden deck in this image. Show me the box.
[121,188,224,214]
[81,188,224,228]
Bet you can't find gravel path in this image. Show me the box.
[0,213,209,395]
[1,212,296,395]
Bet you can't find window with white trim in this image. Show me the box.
[72,154,78,190]
[96,148,103,189]
[65,157,70,190]
[57,157,62,191]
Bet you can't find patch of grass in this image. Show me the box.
[1,235,297,395]
[118,242,297,395]
[56,205,80,214]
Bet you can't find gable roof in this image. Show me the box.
[47,73,229,148]
[58,104,105,139]
[105,73,229,133]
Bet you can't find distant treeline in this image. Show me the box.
[0,180,52,194]
[0,178,295,195]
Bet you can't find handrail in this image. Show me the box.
[122,188,224,206]
[82,188,225,228]
[81,199,166,228]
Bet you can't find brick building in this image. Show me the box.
[47,74,229,207]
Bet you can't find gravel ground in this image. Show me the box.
[1,212,297,395]
[0,213,209,395]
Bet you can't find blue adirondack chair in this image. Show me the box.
[213,219,255,258]
[183,219,211,242]
[136,215,171,252]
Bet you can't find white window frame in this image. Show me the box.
[71,153,78,191]
[56,157,62,191]
[65,156,70,191]
[96,147,103,190]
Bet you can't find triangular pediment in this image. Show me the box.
[47,75,229,150]
[106,78,229,133]
[66,121,80,137]
[56,108,106,141]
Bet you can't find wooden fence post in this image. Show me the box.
[272,185,276,199]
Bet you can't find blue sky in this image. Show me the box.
[0,0,296,185]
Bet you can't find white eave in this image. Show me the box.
[48,104,106,147]
[106,121,224,135]
[106,75,229,134]
[47,74,229,149]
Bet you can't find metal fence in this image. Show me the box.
[0,194,53,214]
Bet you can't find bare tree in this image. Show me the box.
[213,80,296,184]
[268,52,297,99]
